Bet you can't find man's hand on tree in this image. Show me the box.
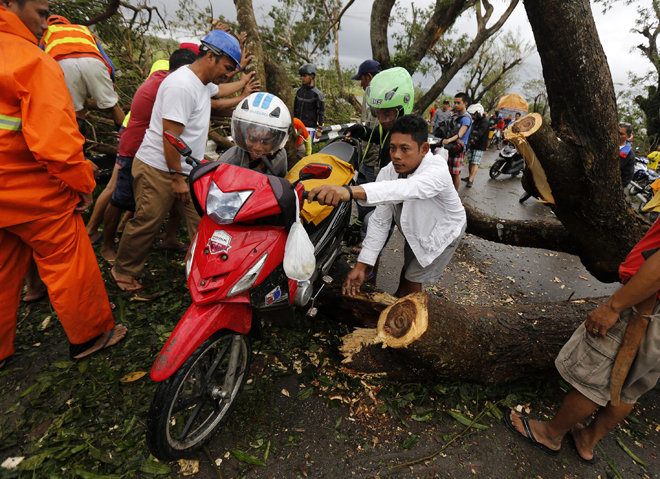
[584,300,620,338]
[308,185,350,206]
[239,53,253,71]
[171,175,191,205]
[242,75,260,96]
[75,192,93,213]
[342,263,372,297]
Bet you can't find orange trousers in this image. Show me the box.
[0,210,114,361]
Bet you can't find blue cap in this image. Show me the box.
[351,59,381,80]
[200,30,242,70]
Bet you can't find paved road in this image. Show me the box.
[367,148,620,301]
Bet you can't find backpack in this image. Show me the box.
[432,112,472,155]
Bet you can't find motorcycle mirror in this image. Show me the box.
[298,163,333,182]
[164,130,192,157]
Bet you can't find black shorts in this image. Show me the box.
[110,155,135,211]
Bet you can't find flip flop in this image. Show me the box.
[110,270,144,292]
[568,429,598,464]
[70,328,121,360]
[503,407,560,457]
[158,243,189,251]
[21,292,47,304]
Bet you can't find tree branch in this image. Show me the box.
[464,203,577,254]
[309,0,356,58]
[82,0,120,26]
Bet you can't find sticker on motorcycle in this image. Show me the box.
[265,286,287,305]
[208,230,232,254]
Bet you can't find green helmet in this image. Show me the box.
[365,67,414,117]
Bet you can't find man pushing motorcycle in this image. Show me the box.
[308,114,466,298]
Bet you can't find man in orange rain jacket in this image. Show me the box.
[0,0,127,368]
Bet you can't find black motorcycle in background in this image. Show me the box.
[489,144,524,180]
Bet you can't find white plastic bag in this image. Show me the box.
[283,199,316,281]
[434,146,449,161]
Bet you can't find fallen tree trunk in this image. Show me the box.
[323,290,604,385]
[464,203,576,254]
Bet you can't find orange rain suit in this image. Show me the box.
[0,7,114,362]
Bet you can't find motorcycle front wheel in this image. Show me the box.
[146,331,252,462]
[489,160,505,179]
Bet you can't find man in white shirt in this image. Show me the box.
[111,30,247,291]
[308,115,466,297]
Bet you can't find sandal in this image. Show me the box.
[70,326,125,360]
[503,407,560,457]
[110,269,144,292]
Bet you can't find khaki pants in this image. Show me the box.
[114,158,201,276]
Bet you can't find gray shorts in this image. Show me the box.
[555,303,660,406]
[402,224,465,283]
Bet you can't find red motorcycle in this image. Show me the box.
[146,132,360,461]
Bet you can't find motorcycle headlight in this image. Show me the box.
[206,182,252,224]
[228,253,268,297]
[185,232,199,279]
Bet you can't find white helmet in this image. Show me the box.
[467,103,484,116]
[231,93,292,157]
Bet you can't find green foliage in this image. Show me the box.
[462,30,534,112]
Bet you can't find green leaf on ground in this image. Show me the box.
[232,449,266,466]
[18,454,47,471]
[296,387,314,401]
[411,413,433,422]
[446,410,489,429]
[489,403,503,420]
[74,469,121,479]
[616,437,646,467]
[138,460,171,474]
[401,434,419,450]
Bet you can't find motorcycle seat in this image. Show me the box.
[285,153,355,226]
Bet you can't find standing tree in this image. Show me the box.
[373,0,520,113]
[461,30,534,111]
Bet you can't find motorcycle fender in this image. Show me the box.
[151,301,252,382]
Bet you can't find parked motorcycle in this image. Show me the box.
[146,132,360,461]
[489,144,524,179]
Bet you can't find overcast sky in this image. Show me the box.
[147,0,649,96]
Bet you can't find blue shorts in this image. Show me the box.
[110,155,135,211]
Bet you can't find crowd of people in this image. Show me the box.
[2,0,659,468]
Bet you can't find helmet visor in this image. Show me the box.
[232,118,287,158]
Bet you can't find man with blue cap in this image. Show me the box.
[111,30,254,292]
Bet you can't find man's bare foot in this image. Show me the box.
[509,409,562,452]
[159,238,186,250]
[88,231,102,244]
[101,245,117,263]
[570,424,596,462]
[73,325,128,359]
[22,285,48,302]
[110,267,143,292]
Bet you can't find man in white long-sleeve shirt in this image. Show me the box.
[308,115,466,297]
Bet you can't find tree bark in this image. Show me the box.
[321,290,603,385]
[504,1,648,283]
[370,0,396,69]
[233,0,267,90]
[464,203,576,254]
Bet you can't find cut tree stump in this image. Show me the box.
[325,289,604,385]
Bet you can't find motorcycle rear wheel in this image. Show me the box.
[489,160,505,179]
[146,331,252,461]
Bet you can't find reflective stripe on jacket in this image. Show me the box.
[42,24,113,79]
[0,6,95,228]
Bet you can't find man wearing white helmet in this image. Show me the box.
[218,92,291,177]
[463,103,489,188]
[111,30,254,292]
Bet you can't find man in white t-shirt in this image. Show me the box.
[111,30,249,291]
